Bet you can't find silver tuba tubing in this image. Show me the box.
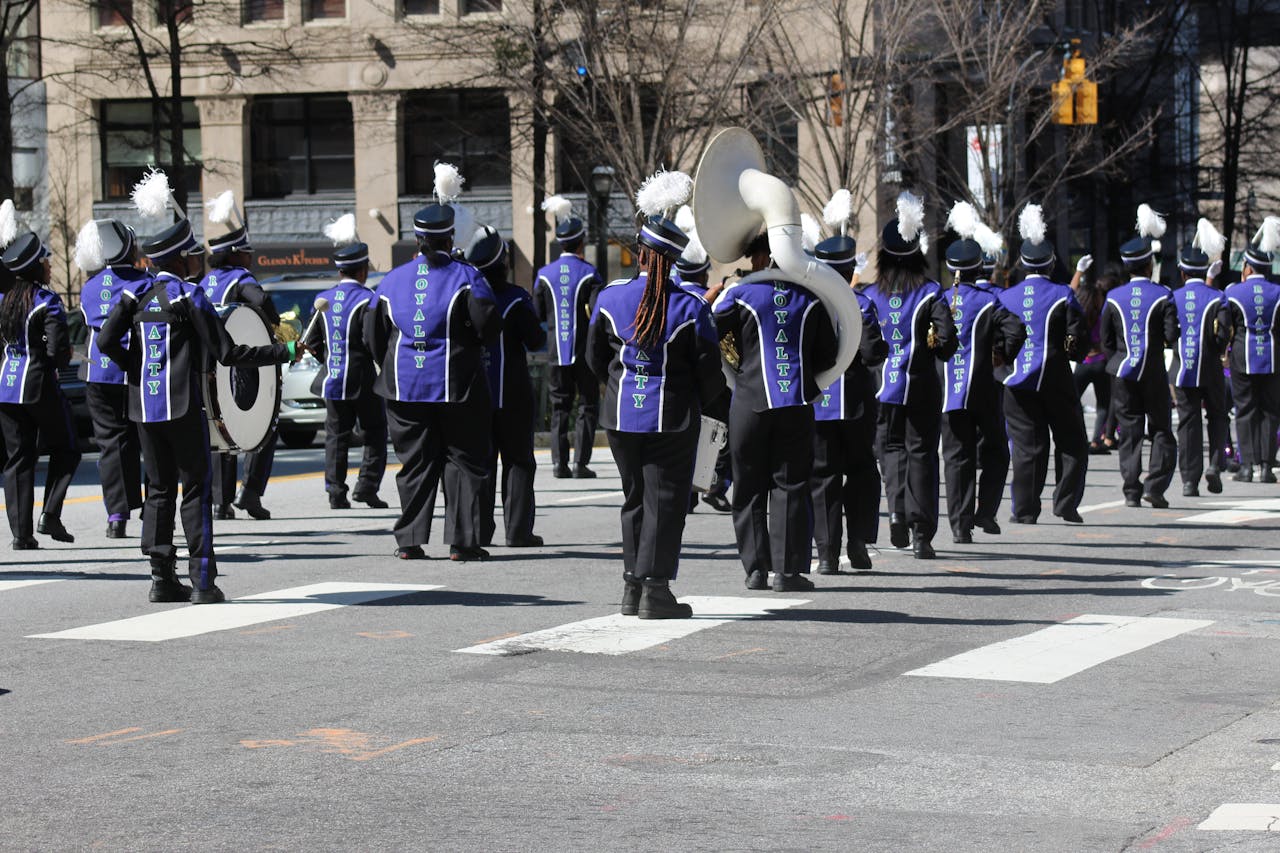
[693,128,861,391]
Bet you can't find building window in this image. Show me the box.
[403,89,511,193]
[6,2,39,79]
[95,0,133,28]
[245,0,283,21]
[100,99,202,201]
[303,0,344,20]
[250,95,354,198]
[402,0,439,14]
[461,0,500,13]
[156,0,193,24]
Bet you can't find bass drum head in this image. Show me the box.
[209,304,281,453]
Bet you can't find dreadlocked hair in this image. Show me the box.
[630,247,672,350]
[0,278,35,346]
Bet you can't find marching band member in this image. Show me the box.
[100,171,300,603]
[810,190,889,573]
[864,192,958,559]
[466,225,545,548]
[364,164,499,561]
[202,191,279,520]
[1171,220,1230,497]
[1102,205,1180,508]
[712,227,838,589]
[998,204,1090,524]
[587,170,726,617]
[1220,217,1280,484]
[939,203,1025,543]
[535,196,602,479]
[0,226,81,549]
[303,214,387,511]
[75,219,149,537]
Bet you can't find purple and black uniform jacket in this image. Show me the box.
[864,279,958,405]
[484,283,546,411]
[1101,277,1179,382]
[0,286,72,405]
[586,274,726,433]
[711,278,838,412]
[79,265,153,386]
[98,272,291,424]
[364,252,500,404]
[814,289,888,421]
[940,280,1027,413]
[997,274,1088,392]
[200,265,280,325]
[1169,279,1227,388]
[672,273,709,302]
[535,253,601,366]
[302,279,376,401]
[1220,274,1280,376]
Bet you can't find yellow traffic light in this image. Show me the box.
[1050,41,1098,126]
[1052,78,1075,126]
[1074,78,1098,125]
[828,73,844,127]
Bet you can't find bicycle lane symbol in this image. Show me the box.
[1142,562,1280,597]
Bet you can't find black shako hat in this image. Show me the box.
[881,219,921,257]
[414,204,455,237]
[555,216,586,245]
[815,234,857,268]
[208,225,252,254]
[1,232,49,275]
[1120,235,1155,265]
[674,254,711,277]
[99,220,136,266]
[333,241,369,268]
[1178,244,1209,273]
[1020,238,1054,268]
[466,227,507,271]
[1244,242,1273,269]
[637,216,688,262]
[946,238,983,272]
[142,219,200,261]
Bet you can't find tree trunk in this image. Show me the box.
[166,11,188,216]
[0,47,14,202]
[530,0,547,273]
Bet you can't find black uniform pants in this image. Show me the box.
[811,410,879,559]
[548,362,599,469]
[1073,359,1112,444]
[608,424,698,581]
[1231,371,1280,469]
[0,392,81,539]
[1112,373,1176,500]
[86,382,142,519]
[213,431,276,507]
[324,389,387,498]
[1005,384,1089,520]
[941,397,1009,537]
[1175,371,1229,485]
[138,407,217,588]
[879,397,942,540]
[729,403,814,576]
[479,401,538,545]
[387,398,490,549]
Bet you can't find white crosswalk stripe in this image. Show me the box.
[1198,803,1280,831]
[0,576,67,593]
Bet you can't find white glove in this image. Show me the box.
[1075,254,1093,273]
[853,253,868,275]
[1208,259,1223,280]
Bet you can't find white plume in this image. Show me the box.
[433,162,465,204]
[1136,203,1167,240]
[541,194,573,224]
[946,201,981,240]
[205,190,238,226]
[674,204,696,235]
[1193,218,1225,259]
[974,223,1004,257]
[822,189,853,234]
[131,168,174,218]
[681,231,708,266]
[801,213,821,252]
[895,191,925,242]
[74,220,104,272]
[322,213,359,247]
[451,204,478,248]
[1018,203,1047,244]
[635,170,693,218]
[0,199,17,248]
[1258,216,1280,254]
[919,232,930,256]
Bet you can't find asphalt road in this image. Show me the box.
[2,437,1279,852]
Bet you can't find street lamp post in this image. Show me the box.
[590,165,615,277]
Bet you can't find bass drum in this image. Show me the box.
[204,304,282,454]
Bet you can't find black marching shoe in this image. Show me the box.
[975,517,1001,535]
[815,553,840,575]
[1182,482,1200,498]
[889,514,910,548]
[638,582,692,619]
[106,520,127,539]
[394,545,426,560]
[620,575,642,616]
[911,527,935,560]
[1009,514,1037,525]
[572,466,597,479]
[1234,467,1253,483]
[1058,509,1084,524]
[1261,466,1277,484]
[148,556,192,603]
[329,493,352,510]
[507,534,544,547]
[552,465,573,479]
[353,492,389,509]
[191,583,226,605]
[1124,496,1141,508]
[1142,492,1169,509]
[449,545,490,562]
[744,570,769,590]
[848,540,873,573]
[234,488,271,520]
[213,504,236,520]
[11,536,37,550]
[1205,471,1223,494]
[952,528,973,545]
[701,492,732,513]
[773,572,815,592]
[37,514,74,543]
